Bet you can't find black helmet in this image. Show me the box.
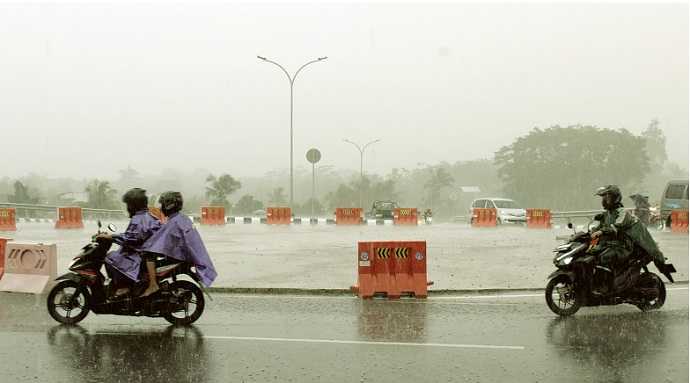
[595,185,623,209]
[122,188,148,217]
[159,191,183,216]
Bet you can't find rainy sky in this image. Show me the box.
[1,1,688,178]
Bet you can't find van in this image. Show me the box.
[660,180,689,227]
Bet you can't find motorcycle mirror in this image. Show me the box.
[97,220,102,229]
[107,223,117,232]
[567,222,573,229]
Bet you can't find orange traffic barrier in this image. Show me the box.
[335,208,362,225]
[394,208,418,225]
[266,207,291,225]
[471,208,497,227]
[0,208,16,231]
[671,210,689,233]
[526,209,551,229]
[0,242,57,294]
[356,241,427,299]
[55,207,84,229]
[201,206,226,225]
[0,237,7,280]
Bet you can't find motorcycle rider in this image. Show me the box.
[629,193,651,226]
[99,188,162,298]
[139,191,217,297]
[590,185,667,294]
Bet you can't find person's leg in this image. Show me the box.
[140,253,160,297]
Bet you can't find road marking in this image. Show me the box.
[202,335,525,351]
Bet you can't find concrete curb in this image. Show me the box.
[205,280,687,296]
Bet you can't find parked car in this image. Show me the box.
[470,198,526,225]
[366,200,399,220]
[660,180,689,228]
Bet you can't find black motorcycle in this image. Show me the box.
[545,222,676,317]
[46,222,206,325]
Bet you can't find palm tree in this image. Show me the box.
[85,180,118,209]
[205,174,242,208]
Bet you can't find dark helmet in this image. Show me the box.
[595,185,623,209]
[122,188,148,217]
[159,191,183,216]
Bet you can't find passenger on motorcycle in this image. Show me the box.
[139,191,217,297]
[99,188,162,298]
[590,185,665,293]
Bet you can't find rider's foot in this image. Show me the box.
[139,285,159,298]
[113,287,130,297]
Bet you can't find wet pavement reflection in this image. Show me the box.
[46,325,209,383]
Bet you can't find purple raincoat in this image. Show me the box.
[105,210,162,282]
[141,212,217,287]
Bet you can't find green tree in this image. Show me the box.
[494,125,650,210]
[85,180,118,209]
[641,119,667,169]
[423,167,454,210]
[205,174,241,208]
[8,181,39,204]
[234,195,264,215]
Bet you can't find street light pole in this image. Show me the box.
[257,55,328,208]
[343,139,380,209]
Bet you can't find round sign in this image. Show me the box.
[306,148,321,164]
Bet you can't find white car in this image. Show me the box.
[470,198,526,225]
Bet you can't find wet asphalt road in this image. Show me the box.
[0,287,687,383]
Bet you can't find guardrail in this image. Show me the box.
[0,202,127,220]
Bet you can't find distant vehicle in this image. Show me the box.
[659,180,689,228]
[367,200,399,220]
[470,198,526,225]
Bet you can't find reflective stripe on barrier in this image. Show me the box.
[335,208,362,225]
[0,242,57,294]
[393,208,418,225]
[0,238,7,280]
[0,208,16,231]
[356,241,427,299]
[201,206,226,225]
[471,208,497,227]
[671,210,689,233]
[55,207,84,229]
[266,207,291,225]
[526,209,551,229]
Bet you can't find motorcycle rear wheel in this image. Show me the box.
[47,280,91,325]
[163,280,205,326]
[545,275,581,317]
[636,273,666,311]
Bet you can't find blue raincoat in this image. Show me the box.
[105,210,162,282]
[141,212,217,287]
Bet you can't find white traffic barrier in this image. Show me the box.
[0,242,57,294]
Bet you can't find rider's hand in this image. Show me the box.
[591,231,602,239]
[95,233,112,240]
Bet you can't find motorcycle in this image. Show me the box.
[545,221,676,317]
[46,221,206,325]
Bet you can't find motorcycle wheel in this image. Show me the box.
[636,273,666,311]
[545,275,581,317]
[163,280,205,326]
[46,280,91,325]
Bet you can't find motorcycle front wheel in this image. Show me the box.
[163,280,205,326]
[47,280,91,325]
[545,275,581,317]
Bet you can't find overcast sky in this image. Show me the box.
[1,2,687,179]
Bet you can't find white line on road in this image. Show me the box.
[202,335,526,351]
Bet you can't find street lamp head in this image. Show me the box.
[257,55,267,61]
[318,56,328,61]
